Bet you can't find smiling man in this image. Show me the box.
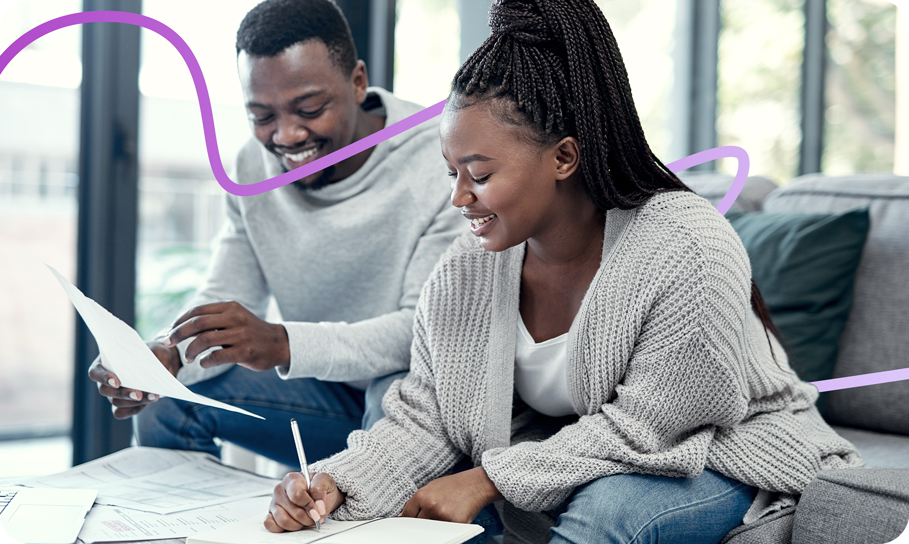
[87,0,462,467]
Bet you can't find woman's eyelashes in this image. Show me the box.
[446,171,492,184]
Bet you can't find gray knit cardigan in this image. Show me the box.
[311,191,863,526]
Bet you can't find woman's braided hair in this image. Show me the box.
[450,0,690,211]
[451,0,787,357]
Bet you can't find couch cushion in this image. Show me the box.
[720,508,794,544]
[678,172,779,212]
[791,468,909,544]
[763,174,909,435]
[831,426,909,469]
[726,209,870,386]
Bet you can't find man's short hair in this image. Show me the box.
[236,0,358,75]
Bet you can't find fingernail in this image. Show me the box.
[108,379,116,387]
[149,394,157,401]
[316,500,326,516]
[186,357,194,364]
[164,336,173,347]
[129,392,139,401]
[309,509,320,522]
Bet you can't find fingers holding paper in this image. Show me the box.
[265,472,343,532]
[88,341,179,419]
[164,301,290,372]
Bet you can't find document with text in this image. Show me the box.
[22,447,280,515]
[78,496,272,543]
[47,265,263,420]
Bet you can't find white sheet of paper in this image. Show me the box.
[47,265,263,419]
[22,448,280,515]
[187,515,484,544]
[77,496,272,543]
[187,516,374,544]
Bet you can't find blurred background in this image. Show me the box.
[0,0,904,473]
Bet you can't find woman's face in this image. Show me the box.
[440,101,575,253]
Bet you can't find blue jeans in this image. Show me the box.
[134,365,408,467]
[466,469,756,544]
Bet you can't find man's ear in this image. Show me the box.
[351,60,369,104]
[554,136,581,180]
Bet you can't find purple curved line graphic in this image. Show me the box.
[666,145,749,216]
[3,11,908,393]
[0,10,445,197]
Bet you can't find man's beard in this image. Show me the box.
[291,165,336,192]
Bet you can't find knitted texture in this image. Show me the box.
[311,191,863,520]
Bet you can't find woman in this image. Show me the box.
[265,0,863,542]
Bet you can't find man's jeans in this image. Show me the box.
[467,468,756,544]
[134,365,408,468]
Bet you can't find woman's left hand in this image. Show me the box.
[399,467,504,523]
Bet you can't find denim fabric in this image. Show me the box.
[549,469,757,544]
[134,365,402,467]
[464,469,755,544]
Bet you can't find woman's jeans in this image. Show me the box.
[467,468,756,544]
[134,365,407,468]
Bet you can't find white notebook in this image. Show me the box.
[186,515,483,544]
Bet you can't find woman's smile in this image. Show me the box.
[463,212,498,235]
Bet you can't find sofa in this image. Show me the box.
[225,172,909,543]
[681,172,909,543]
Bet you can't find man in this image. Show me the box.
[89,0,462,467]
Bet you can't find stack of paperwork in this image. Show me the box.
[19,447,280,543]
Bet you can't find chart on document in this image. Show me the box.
[22,447,279,515]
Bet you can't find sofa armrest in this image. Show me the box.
[791,469,909,543]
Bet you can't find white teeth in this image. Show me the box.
[285,147,318,162]
[471,214,496,228]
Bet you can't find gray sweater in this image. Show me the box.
[175,88,463,387]
[312,190,863,530]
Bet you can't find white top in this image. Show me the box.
[514,313,577,417]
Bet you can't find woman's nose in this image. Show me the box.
[450,176,475,208]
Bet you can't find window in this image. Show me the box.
[135,1,260,339]
[717,0,805,182]
[823,0,897,174]
[0,0,82,442]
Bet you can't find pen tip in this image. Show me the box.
[290,418,297,424]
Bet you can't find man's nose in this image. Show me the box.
[273,118,308,148]
[450,176,475,208]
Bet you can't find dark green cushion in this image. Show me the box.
[726,208,870,385]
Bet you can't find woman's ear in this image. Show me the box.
[554,136,581,180]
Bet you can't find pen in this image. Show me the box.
[290,418,321,533]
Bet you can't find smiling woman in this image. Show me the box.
[266,1,864,543]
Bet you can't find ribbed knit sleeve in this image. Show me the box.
[482,196,758,512]
[310,285,463,520]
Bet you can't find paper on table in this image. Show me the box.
[23,447,280,515]
[78,496,272,543]
[187,516,374,544]
[187,515,484,544]
[47,265,263,419]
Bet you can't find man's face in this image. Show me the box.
[238,40,367,189]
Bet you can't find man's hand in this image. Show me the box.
[265,472,345,532]
[88,341,180,419]
[164,301,289,372]
[400,467,503,524]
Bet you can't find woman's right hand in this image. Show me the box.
[265,472,345,532]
